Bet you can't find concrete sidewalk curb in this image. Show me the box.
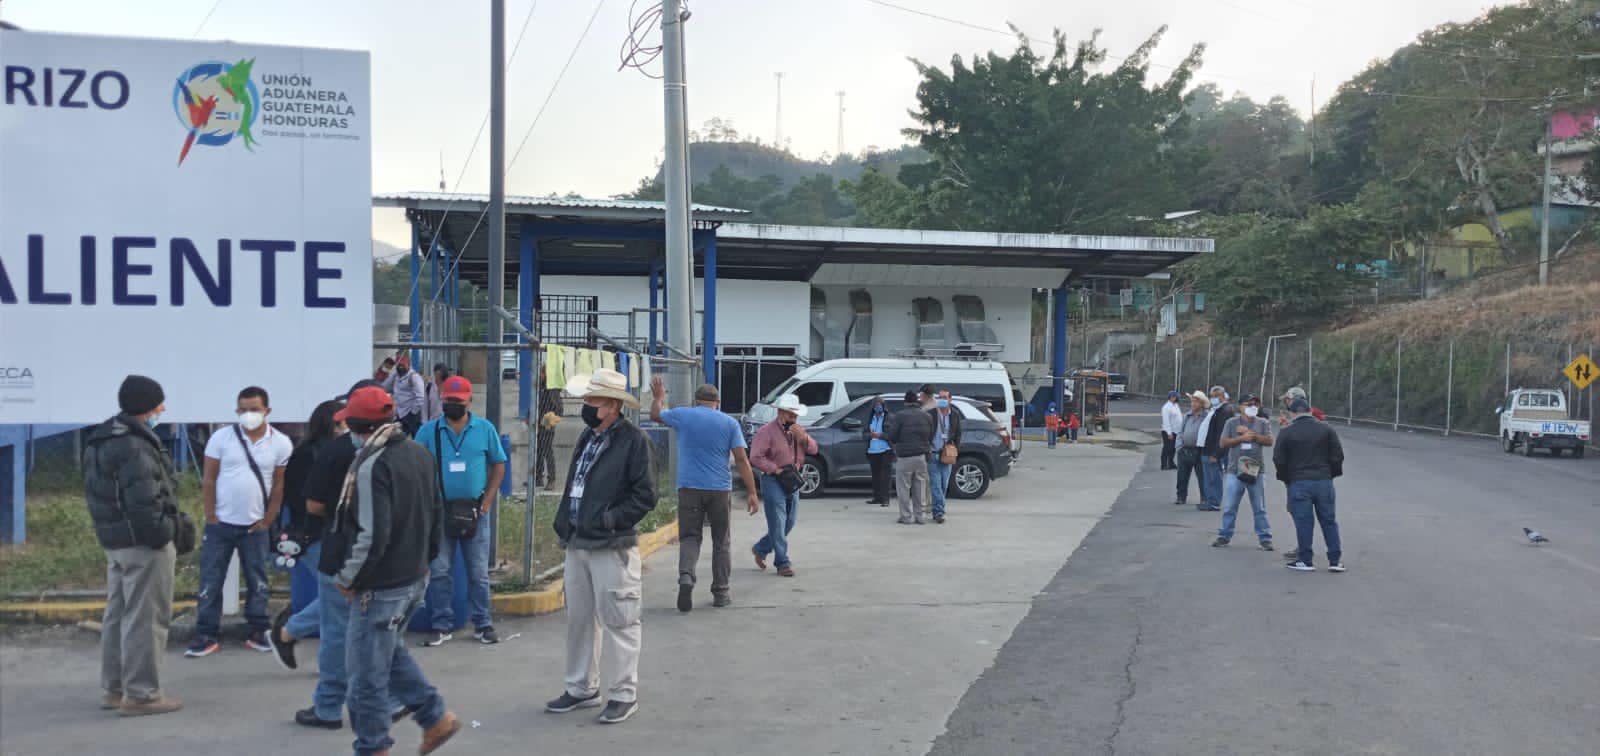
[492,520,679,617]
[0,521,680,625]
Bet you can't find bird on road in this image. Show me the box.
[1523,527,1550,544]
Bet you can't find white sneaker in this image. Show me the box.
[1327,563,1347,573]
[1286,561,1315,572]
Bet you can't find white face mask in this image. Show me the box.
[1244,406,1259,418]
[239,411,266,431]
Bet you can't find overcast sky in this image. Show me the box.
[7,0,1502,251]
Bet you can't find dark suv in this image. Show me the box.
[795,394,1012,500]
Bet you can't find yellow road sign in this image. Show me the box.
[1565,354,1598,391]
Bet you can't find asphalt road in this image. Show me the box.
[930,399,1600,755]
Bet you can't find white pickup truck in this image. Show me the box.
[1497,388,1591,458]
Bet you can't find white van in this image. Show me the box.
[744,358,1021,455]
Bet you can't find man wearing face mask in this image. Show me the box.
[547,369,657,725]
[386,356,428,437]
[925,390,964,525]
[418,376,507,647]
[749,394,817,576]
[190,386,293,657]
[84,375,183,716]
[864,397,894,506]
[1194,385,1234,512]
[1212,394,1274,550]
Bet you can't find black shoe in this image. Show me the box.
[934,516,946,524]
[712,594,731,608]
[1173,500,1186,507]
[294,708,342,730]
[545,691,603,714]
[1211,537,1229,547]
[597,699,639,724]
[420,631,452,648]
[267,609,297,671]
[677,582,693,613]
[1259,540,1274,551]
[879,501,889,507]
[473,626,499,645]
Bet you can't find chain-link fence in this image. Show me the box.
[1122,334,1597,449]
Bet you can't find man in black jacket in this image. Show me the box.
[925,390,964,524]
[83,375,182,717]
[886,390,935,525]
[327,386,460,755]
[545,369,657,725]
[1197,385,1235,512]
[1274,398,1346,573]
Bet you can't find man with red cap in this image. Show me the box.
[417,376,507,646]
[325,385,461,754]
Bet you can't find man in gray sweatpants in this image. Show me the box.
[886,390,936,525]
[83,375,184,716]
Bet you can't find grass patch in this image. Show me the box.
[489,490,677,593]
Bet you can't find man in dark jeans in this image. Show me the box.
[1274,397,1346,573]
[1174,391,1209,507]
[328,386,461,754]
[864,397,894,506]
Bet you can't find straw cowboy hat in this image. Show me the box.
[772,394,808,417]
[1189,390,1210,403]
[565,369,639,409]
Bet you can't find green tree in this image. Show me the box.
[855,27,1203,233]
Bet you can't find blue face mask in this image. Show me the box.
[351,434,365,450]
[1210,397,1221,408]
[936,399,949,408]
[145,413,161,429]
[873,405,885,415]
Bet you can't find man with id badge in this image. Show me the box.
[418,376,507,647]
[1212,393,1274,551]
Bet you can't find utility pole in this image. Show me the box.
[774,72,784,150]
[836,90,846,156]
[1540,101,1553,287]
[662,0,696,401]
[485,0,507,560]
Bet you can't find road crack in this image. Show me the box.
[1104,614,1144,756]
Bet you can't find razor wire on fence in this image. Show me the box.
[1121,333,1596,449]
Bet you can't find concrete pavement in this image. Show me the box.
[0,443,1141,755]
[930,400,1600,755]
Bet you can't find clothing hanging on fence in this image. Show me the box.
[601,350,617,374]
[576,348,599,378]
[544,345,568,389]
[563,346,577,383]
[617,353,631,390]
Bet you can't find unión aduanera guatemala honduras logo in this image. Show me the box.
[171,59,260,165]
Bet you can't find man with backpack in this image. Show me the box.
[189,386,293,658]
[84,375,189,716]
[418,376,507,647]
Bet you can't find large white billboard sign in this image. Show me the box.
[0,30,372,424]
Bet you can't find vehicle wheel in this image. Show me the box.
[950,457,991,500]
[1501,433,1514,454]
[798,457,826,499]
[1521,435,1536,457]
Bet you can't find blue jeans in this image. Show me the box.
[754,475,799,569]
[426,521,492,631]
[310,570,404,723]
[1198,456,1223,510]
[1287,479,1341,565]
[927,455,952,519]
[284,541,323,639]
[346,580,447,755]
[1219,473,1270,541]
[195,522,270,639]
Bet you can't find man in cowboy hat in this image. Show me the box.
[546,369,657,725]
[748,393,817,577]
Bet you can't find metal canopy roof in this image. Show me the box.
[374,192,1212,288]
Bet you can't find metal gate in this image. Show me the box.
[538,294,600,348]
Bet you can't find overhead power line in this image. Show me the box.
[192,0,224,37]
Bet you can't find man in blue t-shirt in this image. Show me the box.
[417,376,508,647]
[651,377,761,613]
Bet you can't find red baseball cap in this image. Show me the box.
[336,386,394,423]
[441,376,472,401]
[396,355,411,367]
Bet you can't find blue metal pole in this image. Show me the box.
[518,224,537,419]
[0,426,22,544]
[1052,287,1069,422]
[648,261,660,356]
[408,234,421,367]
[700,230,718,385]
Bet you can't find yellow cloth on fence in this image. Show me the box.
[544,344,568,389]
[601,351,617,373]
[575,348,599,378]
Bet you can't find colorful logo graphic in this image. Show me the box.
[171,59,259,165]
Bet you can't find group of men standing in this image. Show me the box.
[1161,385,1347,572]
[867,386,964,526]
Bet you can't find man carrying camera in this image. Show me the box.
[749,394,816,578]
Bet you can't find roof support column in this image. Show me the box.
[697,229,717,385]
[518,224,538,420]
[408,230,420,368]
[1052,286,1070,418]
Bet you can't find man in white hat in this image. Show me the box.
[748,393,817,577]
[545,369,657,725]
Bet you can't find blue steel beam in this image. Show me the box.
[1052,287,1069,418]
[697,230,717,385]
[407,229,420,367]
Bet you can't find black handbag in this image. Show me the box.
[170,511,198,555]
[435,423,481,540]
[775,465,804,495]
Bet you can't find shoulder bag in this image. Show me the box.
[435,422,482,539]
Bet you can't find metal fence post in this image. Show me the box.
[1504,341,1511,396]
[1206,338,1213,389]
[1307,335,1315,400]
[1236,337,1243,396]
[1445,340,1454,436]
[1393,337,1402,431]
[1348,338,1356,426]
